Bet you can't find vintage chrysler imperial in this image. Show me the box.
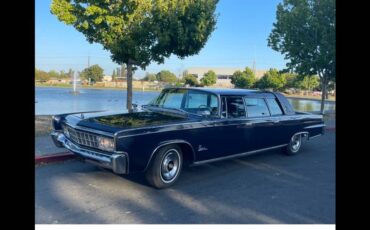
[51,88,325,188]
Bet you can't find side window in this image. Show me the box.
[266,98,283,115]
[245,97,270,117]
[161,92,183,108]
[226,96,246,118]
[221,97,227,118]
[186,91,208,108]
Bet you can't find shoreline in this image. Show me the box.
[35,84,161,92]
[36,84,335,102]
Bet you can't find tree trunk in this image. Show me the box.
[320,77,327,114]
[126,62,133,113]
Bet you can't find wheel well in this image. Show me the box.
[176,143,195,165]
[145,142,195,172]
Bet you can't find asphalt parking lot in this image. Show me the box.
[35,131,335,224]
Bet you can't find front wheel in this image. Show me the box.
[145,145,183,189]
[284,133,302,155]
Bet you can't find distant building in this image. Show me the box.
[102,75,112,82]
[185,67,266,88]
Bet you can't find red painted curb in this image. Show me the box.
[35,152,75,165]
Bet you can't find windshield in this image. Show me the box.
[148,88,219,117]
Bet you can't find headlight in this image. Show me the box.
[97,136,115,152]
[62,125,70,138]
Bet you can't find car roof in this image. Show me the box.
[166,87,275,97]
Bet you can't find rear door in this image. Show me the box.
[244,96,285,150]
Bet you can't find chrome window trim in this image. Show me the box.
[192,144,288,165]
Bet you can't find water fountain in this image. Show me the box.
[70,71,80,95]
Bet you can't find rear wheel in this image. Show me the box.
[284,133,302,155]
[145,145,183,189]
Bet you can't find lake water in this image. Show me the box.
[35,87,335,115]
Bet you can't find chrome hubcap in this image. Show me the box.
[291,134,301,152]
[161,149,180,183]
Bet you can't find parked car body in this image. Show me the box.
[51,87,325,188]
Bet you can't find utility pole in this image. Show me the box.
[88,53,90,68]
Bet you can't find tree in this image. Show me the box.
[35,68,50,82]
[48,70,60,79]
[255,68,286,91]
[297,75,320,91]
[268,0,335,113]
[112,70,116,81]
[282,72,299,89]
[201,70,216,86]
[121,64,126,80]
[80,64,104,83]
[156,70,177,83]
[143,73,157,81]
[183,74,198,86]
[231,67,256,88]
[51,0,218,112]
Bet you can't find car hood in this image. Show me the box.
[67,111,192,133]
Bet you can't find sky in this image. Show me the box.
[36,0,287,78]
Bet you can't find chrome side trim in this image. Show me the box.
[116,118,270,139]
[144,140,196,172]
[309,134,322,140]
[192,144,288,165]
[304,124,326,129]
[114,117,276,137]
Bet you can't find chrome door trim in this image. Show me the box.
[192,144,288,165]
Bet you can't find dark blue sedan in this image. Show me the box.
[51,87,325,188]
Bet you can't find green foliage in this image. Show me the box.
[35,69,51,82]
[255,68,286,91]
[200,70,216,86]
[156,70,177,83]
[297,75,320,90]
[183,74,198,86]
[48,70,60,79]
[143,73,157,81]
[80,64,104,83]
[51,0,218,68]
[51,0,219,111]
[231,67,256,88]
[268,0,335,112]
[282,72,299,89]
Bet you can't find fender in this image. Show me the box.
[144,139,196,171]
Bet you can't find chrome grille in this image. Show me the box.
[66,126,99,148]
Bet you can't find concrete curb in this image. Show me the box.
[35,127,335,165]
[35,152,75,165]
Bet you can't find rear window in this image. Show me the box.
[245,98,270,117]
[266,98,283,115]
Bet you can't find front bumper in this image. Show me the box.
[50,131,128,174]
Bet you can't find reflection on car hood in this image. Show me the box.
[83,111,189,129]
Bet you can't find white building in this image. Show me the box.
[102,75,112,82]
[185,67,266,88]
